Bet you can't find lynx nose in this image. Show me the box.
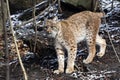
[46,27,52,33]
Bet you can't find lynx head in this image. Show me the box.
[45,17,59,37]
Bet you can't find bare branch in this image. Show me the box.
[6,0,28,80]
[33,0,37,53]
[93,0,99,12]
[15,0,58,28]
[58,0,62,13]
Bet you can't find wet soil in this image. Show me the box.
[0,1,120,80]
[0,24,120,80]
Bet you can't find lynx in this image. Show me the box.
[46,11,106,74]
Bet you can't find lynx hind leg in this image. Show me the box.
[83,35,96,64]
[66,45,77,73]
[96,35,106,57]
[54,47,65,74]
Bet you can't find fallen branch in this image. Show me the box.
[14,5,49,28]
[15,0,58,28]
[18,0,48,21]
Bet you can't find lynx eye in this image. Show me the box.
[52,26,56,29]
[51,26,56,29]
[51,26,54,28]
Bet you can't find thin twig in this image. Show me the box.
[6,0,28,80]
[111,0,114,10]
[58,0,62,13]
[93,0,99,12]
[33,0,37,53]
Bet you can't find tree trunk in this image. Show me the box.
[0,0,8,34]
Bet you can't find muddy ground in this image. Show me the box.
[0,1,120,80]
[0,19,120,80]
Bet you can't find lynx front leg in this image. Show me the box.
[83,36,96,64]
[66,46,77,73]
[96,35,106,57]
[54,48,65,74]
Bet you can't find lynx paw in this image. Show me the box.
[83,59,92,64]
[96,52,104,57]
[66,68,74,74]
[54,69,64,74]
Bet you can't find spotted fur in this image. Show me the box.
[46,11,106,74]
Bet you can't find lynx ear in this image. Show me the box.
[45,19,53,26]
[53,16,58,23]
[45,16,58,26]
